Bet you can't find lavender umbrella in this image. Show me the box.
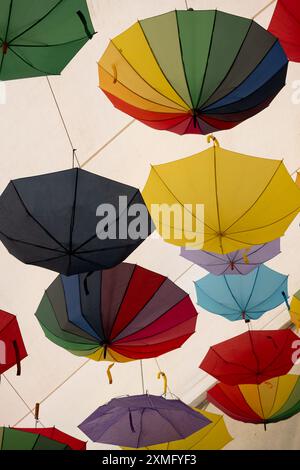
[181,239,280,275]
[78,395,211,447]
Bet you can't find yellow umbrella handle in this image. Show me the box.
[207,134,220,147]
[112,64,117,84]
[107,363,115,384]
[242,248,250,264]
[157,371,168,395]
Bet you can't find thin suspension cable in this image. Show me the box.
[184,0,189,9]
[252,0,276,19]
[80,119,135,168]
[140,360,145,394]
[46,76,81,168]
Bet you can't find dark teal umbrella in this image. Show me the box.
[0,0,95,80]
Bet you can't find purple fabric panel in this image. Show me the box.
[113,279,187,341]
[101,263,136,336]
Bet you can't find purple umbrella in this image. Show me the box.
[181,239,280,275]
[78,395,211,447]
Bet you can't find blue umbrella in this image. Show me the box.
[195,265,288,322]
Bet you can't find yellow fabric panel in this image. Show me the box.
[290,295,300,331]
[296,172,300,188]
[122,409,233,450]
[226,162,300,237]
[99,42,186,111]
[112,22,189,109]
[99,66,184,114]
[268,375,299,417]
[239,383,265,419]
[87,347,132,363]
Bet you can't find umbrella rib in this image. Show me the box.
[174,10,194,108]
[204,61,287,114]
[72,188,142,253]
[244,267,260,312]
[164,116,193,133]
[138,18,191,110]
[0,0,13,74]
[213,143,223,252]
[76,274,103,341]
[26,253,67,265]
[199,20,253,110]
[100,65,187,114]
[8,0,64,43]
[234,244,266,263]
[11,37,87,47]
[11,181,68,251]
[223,276,244,312]
[201,32,276,112]
[223,160,284,233]
[110,40,188,112]
[76,242,144,255]
[248,277,288,312]
[259,333,294,377]
[195,10,217,109]
[195,284,241,316]
[207,345,257,375]
[150,165,215,231]
[8,46,55,75]
[66,168,79,275]
[0,231,66,254]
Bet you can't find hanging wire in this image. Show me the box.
[154,358,178,399]
[140,360,145,394]
[252,0,276,20]
[184,0,189,9]
[46,76,81,168]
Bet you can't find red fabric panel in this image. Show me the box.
[110,334,193,359]
[269,0,300,62]
[109,266,166,340]
[0,311,27,374]
[207,383,262,423]
[15,428,86,450]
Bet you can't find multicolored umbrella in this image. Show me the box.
[0,309,27,376]
[0,0,95,80]
[122,409,233,450]
[290,290,300,332]
[269,0,300,62]
[181,239,280,275]
[142,140,300,253]
[207,375,300,425]
[200,329,298,385]
[195,265,288,322]
[0,168,152,275]
[0,427,86,450]
[78,395,211,447]
[35,263,198,362]
[99,9,288,135]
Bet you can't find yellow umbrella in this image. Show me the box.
[290,290,300,332]
[122,408,233,450]
[142,137,300,253]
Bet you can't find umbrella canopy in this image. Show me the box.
[0,168,152,275]
[181,239,280,275]
[122,409,233,450]
[207,375,300,425]
[0,427,86,450]
[195,264,288,322]
[99,9,288,135]
[35,262,198,362]
[290,290,300,332]
[0,309,27,376]
[142,142,300,253]
[0,0,95,81]
[268,0,300,62]
[78,394,211,447]
[200,329,298,385]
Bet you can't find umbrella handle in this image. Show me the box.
[12,340,21,376]
[77,11,94,39]
[207,135,220,147]
[107,363,115,385]
[112,64,117,84]
[157,371,167,396]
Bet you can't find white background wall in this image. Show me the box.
[0,0,300,450]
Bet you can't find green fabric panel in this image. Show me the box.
[36,295,93,345]
[40,322,99,353]
[32,435,68,450]
[0,428,4,449]
[1,428,38,450]
[269,400,300,422]
[197,10,251,108]
[271,380,300,420]
[140,11,192,108]
[176,10,215,108]
[0,0,13,38]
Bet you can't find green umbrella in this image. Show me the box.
[0,427,86,450]
[0,0,95,80]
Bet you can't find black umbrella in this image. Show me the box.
[0,168,153,275]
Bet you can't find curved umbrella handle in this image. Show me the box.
[107,363,115,385]
[207,134,220,147]
[157,371,168,396]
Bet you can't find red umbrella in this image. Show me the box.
[0,310,27,376]
[269,0,300,62]
[200,329,298,385]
